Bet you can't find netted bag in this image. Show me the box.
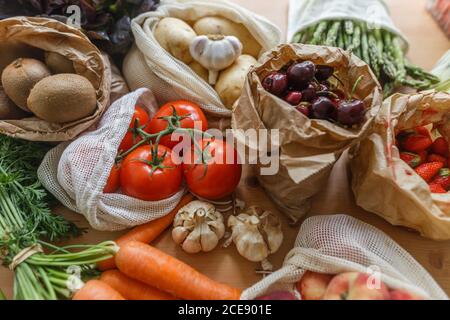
[241,214,448,300]
[350,90,450,240]
[38,88,186,231]
[232,44,382,223]
[0,17,112,142]
[287,0,408,47]
[122,0,281,128]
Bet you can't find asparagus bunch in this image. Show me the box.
[293,20,441,96]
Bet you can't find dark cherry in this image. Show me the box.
[262,72,288,96]
[315,65,334,81]
[287,61,316,90]
[285,91,303,105]
[311,97,337,120]
[337,99,365,125]
[296,104,310,117]
[300,84,317,102]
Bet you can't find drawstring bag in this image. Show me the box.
[38,88,186,231]
[241,214,448,300]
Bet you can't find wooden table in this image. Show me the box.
[1,0,449,299]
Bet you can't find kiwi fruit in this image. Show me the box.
[27,73,97,124]
[45,52,75,74]
[0,40,44,73]
[1,58,51,111]
[0,85,29,120]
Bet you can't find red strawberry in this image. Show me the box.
[399,133,433,153]
[429,183,447,194]
[427,153,448,167]
[431,137,449,157]
[431,168,450,190]
[414,162,444,182]
[414,126,431,138]
[400,152,421,168]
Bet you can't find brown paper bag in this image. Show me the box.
[351,90,450,240]
[0,17,112,142]
[232,44,382,223]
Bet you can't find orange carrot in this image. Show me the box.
[98,193,194,270]
[116,241,242,300]
[72,280,125,300]
[100,270,178,300]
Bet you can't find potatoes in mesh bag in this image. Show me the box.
[38,88,186,231]
[241,215,448,300]
[351,90,450,240]
[124,0,281,125]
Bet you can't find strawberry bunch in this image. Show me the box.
[397,126,449,194]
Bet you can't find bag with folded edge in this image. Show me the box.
[232,44,382,223]
[122,0,282,129]
[350,90,450,240]
[38,88,186,231]
[287,0,408,49]
[241,214,448,300]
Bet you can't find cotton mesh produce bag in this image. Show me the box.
[122,0,281,128]
[38,88,186,231]
[241,214,448,300]
[232,44,382,223]
[287,0,408,48]
[350,90,450,240]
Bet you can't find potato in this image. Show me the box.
[215,55,257,109]
[193,16,261,58]
[154,17,197,64]
[188,61,209,82]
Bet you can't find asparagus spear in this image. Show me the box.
[325,21,341,46]
[360,23,371,66]
[311,21,328,45]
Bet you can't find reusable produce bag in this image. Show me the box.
[0,17,115,142]
[351,90,450,240]
[123,0,281,128]
[38,88,186,231]
[232,44,382,223]
[287,0,408,47]
[241,214,448,300]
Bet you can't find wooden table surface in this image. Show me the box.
[1,0,449,299]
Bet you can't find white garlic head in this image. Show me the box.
[190,34,243,85]
[172,200,225,253]
[228,206,283,262]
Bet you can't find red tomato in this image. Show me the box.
[103,164,121,193]
[118,106,150,152]
[147,100,208,149]
[120,145,182,201]
[182,138,242,200]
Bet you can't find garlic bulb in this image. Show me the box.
[172,200,225,253]
[228,207,283,262]
[190,34,242,85]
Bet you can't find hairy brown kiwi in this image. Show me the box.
[27,73,97,123]
[0,40,44,73]
[1,58,51,111]
[0,85,29,120]
[45,52,75,74]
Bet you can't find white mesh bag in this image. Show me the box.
[241,215,448,300]
[38,88,186,231]
[122,0,281,123]
[287,0,408,48]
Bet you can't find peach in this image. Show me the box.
[390,289,424,300]
[323,272,390,300]
[347,273,390,300]
[297,271,333,300]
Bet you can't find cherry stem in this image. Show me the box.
[350,75,364,100]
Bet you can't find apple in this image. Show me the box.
[296,271,333,300]
[323,272,390,300]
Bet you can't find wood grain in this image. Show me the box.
[1,0,449,299]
